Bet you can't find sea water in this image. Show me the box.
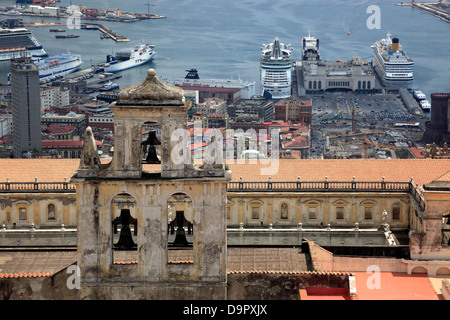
[0,0,449,98]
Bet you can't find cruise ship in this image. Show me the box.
[0,26,47,61]
[33,54,82,81]
[105,43,155,73]
[260,37,293,99]
[372,32,414,88]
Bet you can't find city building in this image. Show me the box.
[421,93,450,145]
[227,99,274,121]
[0,114,12,138]
[275,99,312,124]
[192,113,229,129]
[40,86,70,110]
[0,70,449,301]
[41,112,86,136]
[10,57,42,158]
[302,57,377,93]
[192,97,227,116]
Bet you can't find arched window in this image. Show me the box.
[47,203,56,221]
[167,193,193,251]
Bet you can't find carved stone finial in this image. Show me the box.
[75,127,101,177]
[116,68,185,106]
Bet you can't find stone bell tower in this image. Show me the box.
[71,69,231,300]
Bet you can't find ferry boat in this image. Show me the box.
[371,32,414,88]
[33,54,82,81]
[165,69,256,100]
[0,26,47,61]
[420,100,431,111]
[104,43,155,73]
[413,90,426,100]
[260,36,293,99]
[302,34,320,62]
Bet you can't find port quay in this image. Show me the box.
[1,3,166,42]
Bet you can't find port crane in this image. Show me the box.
[354,133,400,159]
[32,0,55,7]
[144,2,151,15]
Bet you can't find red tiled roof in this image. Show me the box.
[353,272,440,300]
[42,140,102,148]
[0,272,53,278]
[410,147,425,159]
[0,159,448,186]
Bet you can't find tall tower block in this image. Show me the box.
[10,57,42,158]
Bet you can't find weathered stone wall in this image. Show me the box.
[227,271,351,300]
[0,266,77,300]
[442,280,450,300]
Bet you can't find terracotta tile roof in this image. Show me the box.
[227,159,450,186]
[0,272,53,278]
[353,272,440,300]
[434,170,450,182]
[0,159,449,186]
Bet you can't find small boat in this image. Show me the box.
[50,29,66,32]
[101,80,120,91]
[55,34,79,39]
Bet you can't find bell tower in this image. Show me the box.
[71,69,231,300]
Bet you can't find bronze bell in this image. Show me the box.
[113,209,137,250]
[171,211,191,247]
[142,131,161,164]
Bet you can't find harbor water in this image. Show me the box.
[0,0,449,98]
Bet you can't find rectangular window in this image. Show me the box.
[251,206,260,220]
[308,207,316,220]
[336,207,344,220]
[18,208,27,220]
[364,207,373,220]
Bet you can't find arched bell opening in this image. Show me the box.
[167,193,194,254]
[111,193,138,264]
[141,121,161,165]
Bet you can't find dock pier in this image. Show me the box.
[80,23,129,42]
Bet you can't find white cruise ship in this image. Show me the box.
[372,32,414,88]
[0,26,47,61]
[260,37,293,99]
[105,43,155,73]
[33,54,82,81]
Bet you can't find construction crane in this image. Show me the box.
[144,2,150,15]
[32,0,55,7]
[354,133,400,159]
[352,105,357,133]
